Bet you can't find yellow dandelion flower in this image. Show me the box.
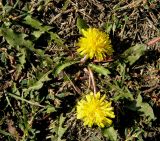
[77,28,114,61]
[76,92,115,128]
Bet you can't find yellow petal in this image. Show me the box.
[76,92,115,128]
[76,27,114,61]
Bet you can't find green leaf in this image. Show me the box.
[0,27,49,60]
[32,30,44,39]
[136,94,142,105]
[15,48,27,80]
[139,103,155,121]
[18,48,26,69]
[24,15,42,29]
[46,106,56,114]
[57,115,67,141]
[121,44,147,65]
[105,22,113,34]
[102,126,118,141]
[48,114,67,141]
[49,32,64,46]
[112,88,134,101]
[23,15,53,39]
[12,82,20,96]
[62,0,70,11]
[0,129,12,137]
[3,27,53,66]
[76,17,89,33]
[125,127,143,141]
[23,15,64,45]
[89,63,111,76]
[0,52,7,65]
[26,71,51,91]
[24,15,53,31]
[0,27,33,48]
[53,61,79,76]
[0,27,54,68]
[116,63,126,79]
[136,94,155,121]
[112,23,116,35]
[109,81,134,101]
[127,94,155,121]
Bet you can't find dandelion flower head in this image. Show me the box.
[76,92,115,128]
[77,28,114,61]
